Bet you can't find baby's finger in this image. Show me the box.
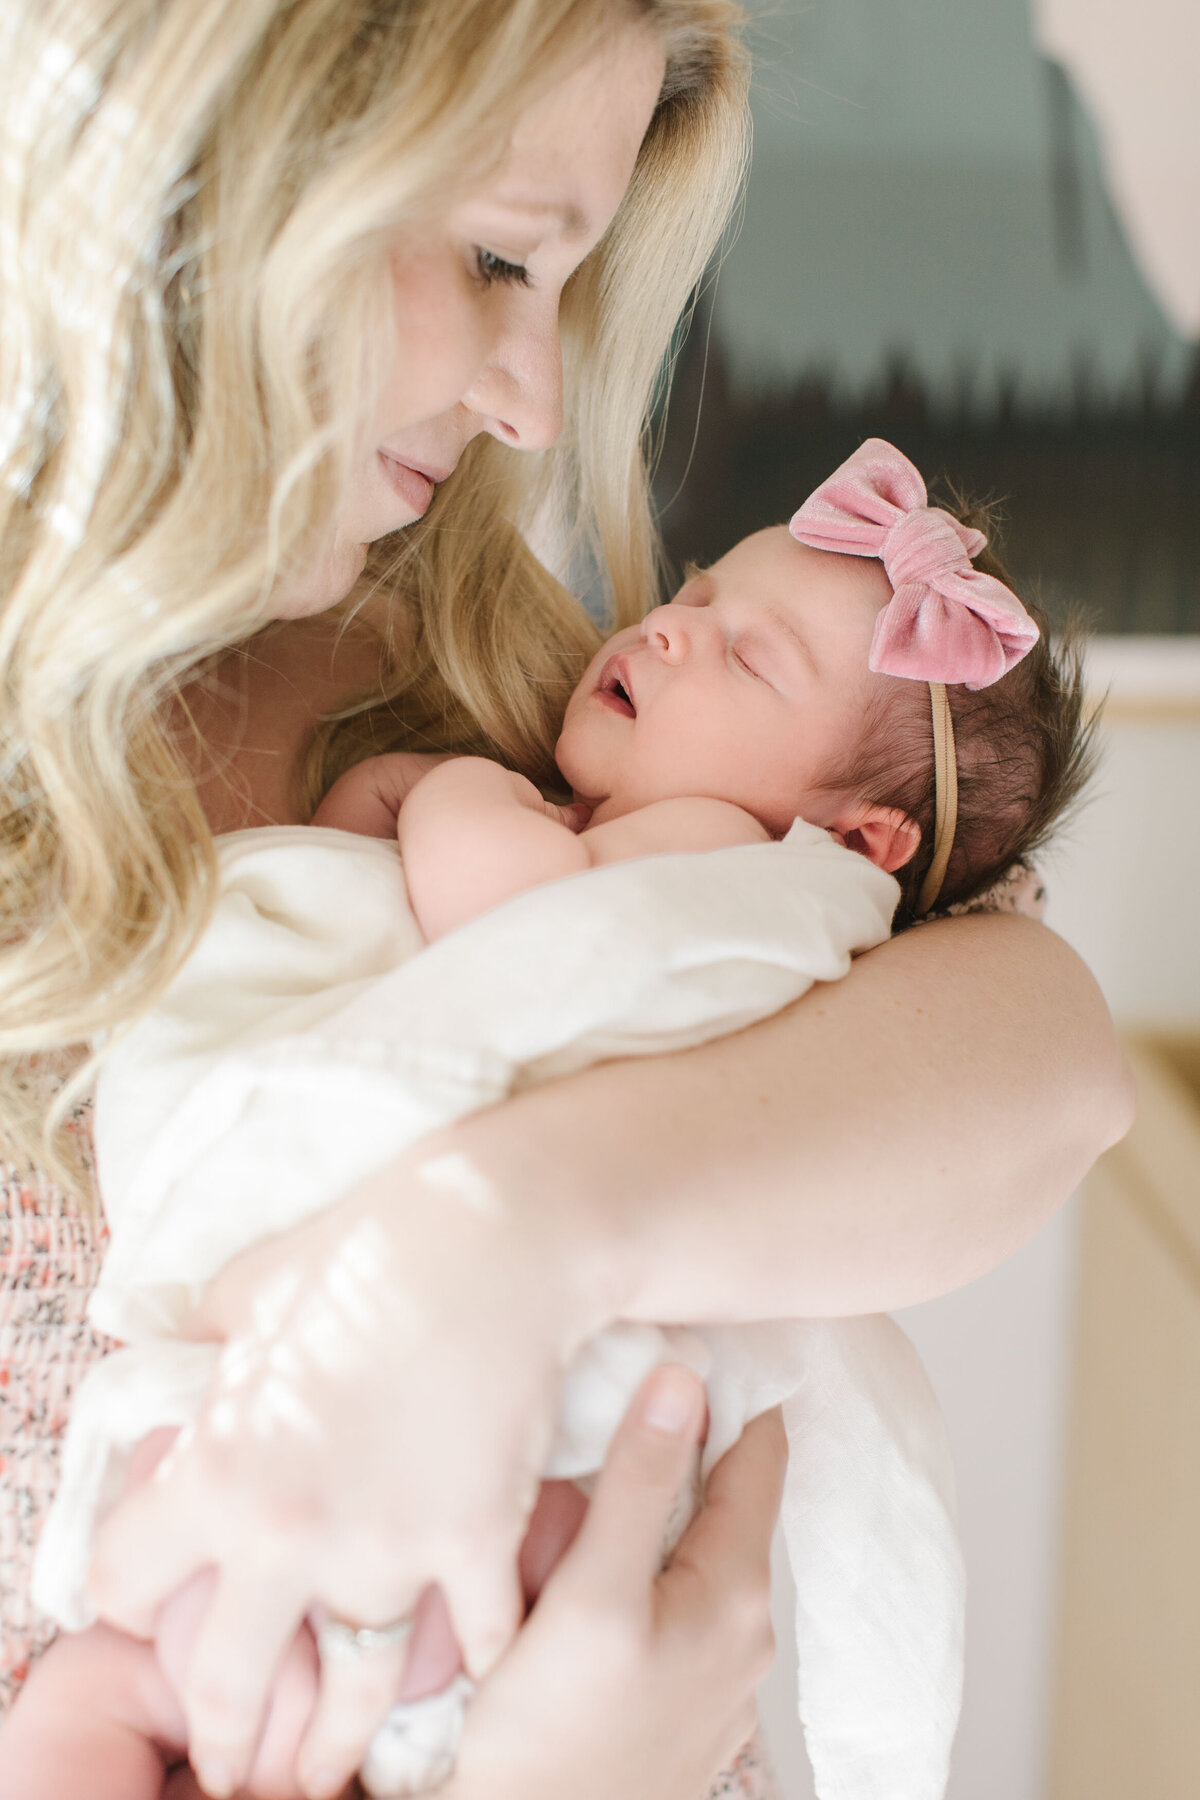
[181,1573,304,1797]
[544,799,591,832]
[549,1365,706,1613]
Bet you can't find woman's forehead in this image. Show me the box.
[489,22,667,230]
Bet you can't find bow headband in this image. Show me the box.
[789,438,1039,912]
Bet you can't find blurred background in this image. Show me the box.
[662,2,1200,1796]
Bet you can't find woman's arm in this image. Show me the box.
[430,910,1132,1320]
[87,913,1129,1795]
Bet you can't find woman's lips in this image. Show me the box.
[378,452,438,516]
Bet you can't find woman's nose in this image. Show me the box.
[465,308,564,452]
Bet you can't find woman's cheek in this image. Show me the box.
[385,246,489,428]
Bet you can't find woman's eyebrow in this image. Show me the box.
[489,194,591,240]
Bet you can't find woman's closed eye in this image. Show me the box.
[475,247,531,288]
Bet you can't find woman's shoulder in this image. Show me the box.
[0,1070,115,1717]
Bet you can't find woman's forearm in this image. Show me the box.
[411,914,1133,1321]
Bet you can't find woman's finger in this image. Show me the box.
[181,1572,305,1797]
[294,1633,412,1800]
[88,1468,209,1638]
[438,1540,524,1681]
[672,1406,786,1591]
[662,1406,785,1672]
[548,1365,706,1613]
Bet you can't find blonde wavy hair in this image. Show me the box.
[0,0,749,1193]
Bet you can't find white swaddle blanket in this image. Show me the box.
[33,820,964,1800]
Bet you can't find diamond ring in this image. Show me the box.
[316,1612,417,1664]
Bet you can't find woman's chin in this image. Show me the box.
[270,535,370,620]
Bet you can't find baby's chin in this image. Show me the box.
[552,735,590,800]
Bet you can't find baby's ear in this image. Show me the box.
[829,803,920,873]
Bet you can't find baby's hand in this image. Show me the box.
[543,799,592,833]
[311,754,455,840]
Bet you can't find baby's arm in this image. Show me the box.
[579,797,772,865]
[396,756,592,940]
[398,757,770,941]
[311,753,453,839]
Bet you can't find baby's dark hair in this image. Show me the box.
[838,498,1097,930]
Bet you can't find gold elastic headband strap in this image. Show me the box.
[916,682,958,915]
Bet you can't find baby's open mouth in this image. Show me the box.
[598,658,636,717]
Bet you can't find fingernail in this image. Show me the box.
[465,1628,507,1681]
[196,1762,236,1799]
[639,1366,698,1434]
[303,1771,342,1800]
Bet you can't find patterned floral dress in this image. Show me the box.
[0,1081,113,1717]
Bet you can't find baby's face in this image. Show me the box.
[557,526,895,834]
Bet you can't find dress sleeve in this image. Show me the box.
[705,1730,785,1800]
[933,862,1048,922]
[0,1079,115,1718]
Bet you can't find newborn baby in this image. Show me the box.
[8,441,1089,1800]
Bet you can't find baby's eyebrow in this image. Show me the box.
[681,566,715,600]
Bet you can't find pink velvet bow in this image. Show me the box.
[789,438,1039,689]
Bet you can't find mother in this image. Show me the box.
[0,1,1130,1797]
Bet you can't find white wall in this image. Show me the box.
[758,638,1200,1799]
[1033,0,1200,334]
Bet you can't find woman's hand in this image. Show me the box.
[151,1369,780,1800]
[445,1367,784,1800]
[86,1159,615,1800]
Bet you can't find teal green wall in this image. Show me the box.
[715,0,1191,412]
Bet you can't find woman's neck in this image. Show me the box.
[179,611,391,834]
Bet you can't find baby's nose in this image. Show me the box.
[642,604,691,663]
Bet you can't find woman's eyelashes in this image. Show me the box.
[475,247,531,288]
